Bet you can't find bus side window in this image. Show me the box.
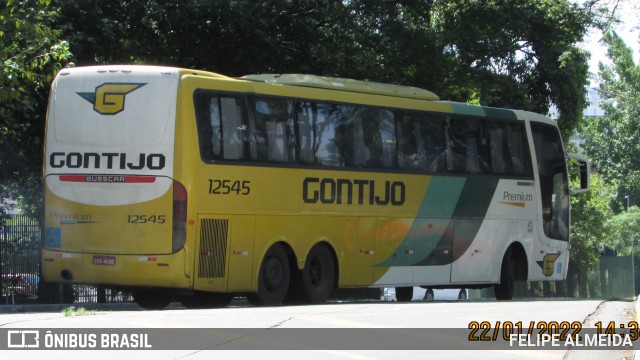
[338,106,367,167]
[397,112,447,173]
[505,123,532,176]
[219,97,245,160]
[351,108,396,168]
[448,117,490,174]
[297,103,315,164]
[194,94,220,160]
[250,98,296,163]
[396,113,427,170]
[489,122,507,174]
[194,93,245,161]
[297,102,345,167]
[447,118,469,172]
[422,115,447,173]
[484,120,535,176]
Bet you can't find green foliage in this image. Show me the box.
[57,0,593,134]
[569,173,616,274]
[0,0,72,216]
[571,27,640,297]
[580,30,640,208]
[61,306,96,317]
[435,0,592,138]
[606,206,640,256]
[1,0,599,215]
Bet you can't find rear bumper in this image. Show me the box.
[41,248,191,289]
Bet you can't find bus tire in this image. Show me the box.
[494,248,515,300]
[133,291,171,310]
[458,289,467,300]
[249,244,290,306]
[301,243,336,304]
[395,286,413,302]
[179,291,232,309]
[423,288,434,301]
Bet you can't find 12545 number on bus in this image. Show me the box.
[208,179,251,195]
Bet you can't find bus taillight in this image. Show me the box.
[172,180,187,252]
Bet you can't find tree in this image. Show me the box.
[580,30,640,209]
[607,206,640,256]
[0,0,72,216]
[1,0,600,213]
[434,0,593,138]
[56,0,595,136]
[568,173,616,296]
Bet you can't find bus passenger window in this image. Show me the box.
[447,118,467,172]
[505,124,531,176]
[339,107,368,167]
[422,115,447,173]
[489,123,507,174]
[351,108,396,168]
[194,93,245,162]
[397,113,427,170]
[397,112,446,173]
[376,110,397,168]
[448,117,490,173]
[297,102,345,167]
[487,120,532,176]
[250,98,296,163]
[220,98,245,160]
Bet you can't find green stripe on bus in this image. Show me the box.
[483,107,518,121]
[447,103,486,117]
[448,176,500,263]
[447,103,518,121]
[377,176,466,267]
[381,176,500,267]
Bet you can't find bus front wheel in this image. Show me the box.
[248,244,290,306]
[494,248,515,300]
[423,288,434,300]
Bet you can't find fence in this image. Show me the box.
[0,214,133,305]
[1,214,40,304]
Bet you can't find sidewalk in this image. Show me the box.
[564,298,637,360]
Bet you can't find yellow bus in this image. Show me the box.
[42,65,588,309]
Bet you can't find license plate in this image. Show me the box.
[93,255,116,266]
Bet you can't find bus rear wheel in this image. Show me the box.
[179,291,233,309]
[494,248,515,300]
[395,286,413,302]
[300,243,336,304]
[248,244,290,306]
[133,291,172,310]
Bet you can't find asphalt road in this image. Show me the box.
[0,298,636,360]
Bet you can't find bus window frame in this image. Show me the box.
[192,89,536,181]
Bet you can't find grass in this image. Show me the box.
[61,306,97,317]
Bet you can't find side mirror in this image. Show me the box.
[568,153,589,194]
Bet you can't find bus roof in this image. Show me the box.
[240,74,440,101]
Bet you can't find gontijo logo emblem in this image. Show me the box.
[77,83,146,115]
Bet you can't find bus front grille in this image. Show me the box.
[198,218,228,278]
